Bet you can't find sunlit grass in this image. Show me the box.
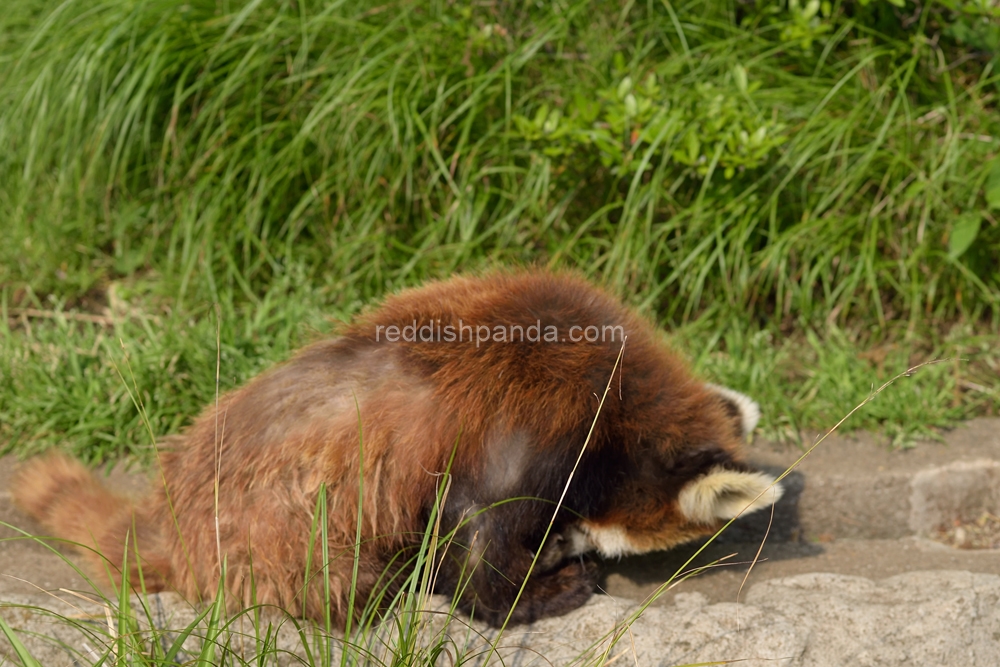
[0,0,998,461]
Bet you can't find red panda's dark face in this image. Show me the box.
[557,384,781,560]
[569,465,782,558]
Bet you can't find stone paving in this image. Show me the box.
[3,419,1000,665]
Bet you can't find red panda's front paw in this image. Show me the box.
[501,558,597,626]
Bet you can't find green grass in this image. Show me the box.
[1,0,999,462]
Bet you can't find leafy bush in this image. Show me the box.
[512,63,789,180]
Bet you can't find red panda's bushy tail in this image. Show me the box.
[11,452,171,590]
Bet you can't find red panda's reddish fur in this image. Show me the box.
[12,269,776,626]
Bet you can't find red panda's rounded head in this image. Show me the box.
[554,382,781,559]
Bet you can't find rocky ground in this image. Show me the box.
[3,419,1000,666]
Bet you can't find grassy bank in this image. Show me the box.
[2,0,999,460]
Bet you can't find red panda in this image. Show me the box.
[12,269,781,627]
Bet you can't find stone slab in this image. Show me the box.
[3,571,1000,667]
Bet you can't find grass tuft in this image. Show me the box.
[1,0,998,453]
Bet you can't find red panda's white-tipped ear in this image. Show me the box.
[678,467,782,524]
[705,383,761,437]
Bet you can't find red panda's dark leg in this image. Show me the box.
[442,540,596,627]
[435,496,597,626]
[490,557,597,626]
